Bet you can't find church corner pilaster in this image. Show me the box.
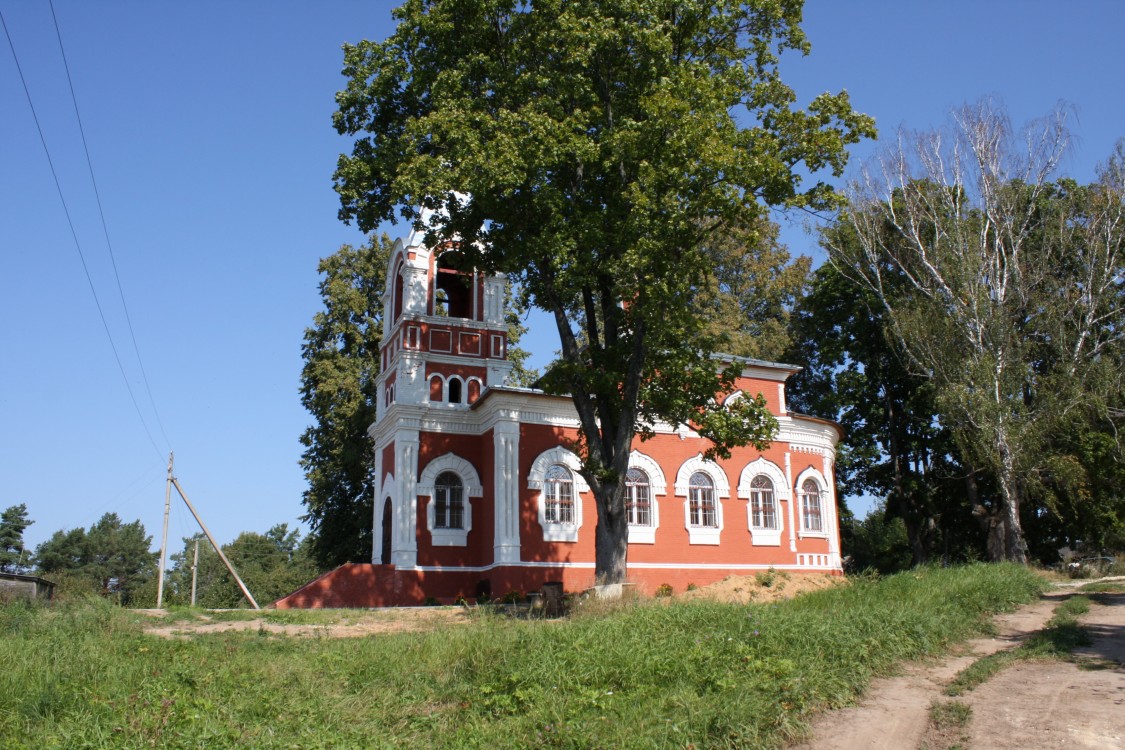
[391,428,420,568]
[784,451,797,552]
[492,419,521,564]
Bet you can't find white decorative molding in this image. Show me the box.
[737,457,787,546]
[625,451,665,544]
[785,451,797,552]
[391,432,420,567]
[528,446,587,542]
[628,451,667,495]
[492,420,521,562]
[372,472,396,564]
[794,465,830,539]
[674,454,727,545]
[673,454,730,497]
[417,453,482,547]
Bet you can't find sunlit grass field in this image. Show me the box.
[0,564,1045,749]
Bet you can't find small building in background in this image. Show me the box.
[0,572,56,602]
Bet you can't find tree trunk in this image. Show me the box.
[592,481,629,585]
[994,438,1028,563]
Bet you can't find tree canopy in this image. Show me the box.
[825,102,1125,563]
[299,234,392,567]
[333,0,874,582]
[0,504,33,574]
[33,513,156,604]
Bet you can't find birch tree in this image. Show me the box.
[826,101,1125,562]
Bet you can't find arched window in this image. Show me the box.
[544,464,575,524]
[800,478,823,532]
[447,377,463,404]
[749,475,777,530]
[434,472,464,529]
[625,468,652,527]
[392,263,404,321]
[688,472,717,528]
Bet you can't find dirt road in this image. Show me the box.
[791,579,1125,750]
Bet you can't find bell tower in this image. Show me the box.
[374,231,513,420]
[369,226,513,568]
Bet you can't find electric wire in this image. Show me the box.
[48,0,173,452]
[1,8,165,462]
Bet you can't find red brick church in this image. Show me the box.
[276,228,842,608]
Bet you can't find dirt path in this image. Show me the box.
[790,579,1125,750]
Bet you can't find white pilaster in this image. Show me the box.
[492,419,521,563]
[823,453,840,562]
[403,265,428,316]
[371,447,383,563]
[392,430,420,567]
[784,451,797,552]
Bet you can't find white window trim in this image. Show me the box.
[418,453,482,546]
[528,446,588,542]
[625,452,666,544]
[738,458,787,546]
[794,466,830,539]
[674,454,728,545]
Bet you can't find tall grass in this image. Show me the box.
[0,564,1043,749]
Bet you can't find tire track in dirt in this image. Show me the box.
[789,580,1125,750]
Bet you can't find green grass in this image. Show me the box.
[0,564,1044,750]
[944,594,1092,696]
[1078,581,1125,594]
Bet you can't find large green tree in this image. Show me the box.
[697,217,811,362]
[299,234,391,567]
[0,504,33,574]
[827,103,1125,562]
[788,262,981,566]
[33,513,156,603]
[333,0,874,583]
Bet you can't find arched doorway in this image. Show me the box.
[380,498,393,565]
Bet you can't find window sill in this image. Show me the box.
[430,529,469,546]
[687,527,721,545]
[541,523,579,543]
[749,528,782,546]
[627,526,656,544]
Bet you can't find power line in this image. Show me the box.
[1,7,165,462]
[48,0,173,451]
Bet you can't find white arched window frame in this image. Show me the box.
[465,375,484,403]
[675,455,729,545]
[738,458,788,546]
[794,466,829,538]
[626,451,666,544]
[528,446,588,542]
[418,453,483,546]
[374,473,396,563]
[445,375,466,405]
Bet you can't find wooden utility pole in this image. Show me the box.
[156,452,174,608]
[190,539,199,607]
[171,475,259,609]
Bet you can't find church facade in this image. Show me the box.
[277,229,842,608]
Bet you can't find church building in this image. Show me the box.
[276,228,843,608]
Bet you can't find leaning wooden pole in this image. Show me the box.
[170,476,260,610]
[155,452,174,608]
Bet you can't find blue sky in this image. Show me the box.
[2,1,1123,556]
